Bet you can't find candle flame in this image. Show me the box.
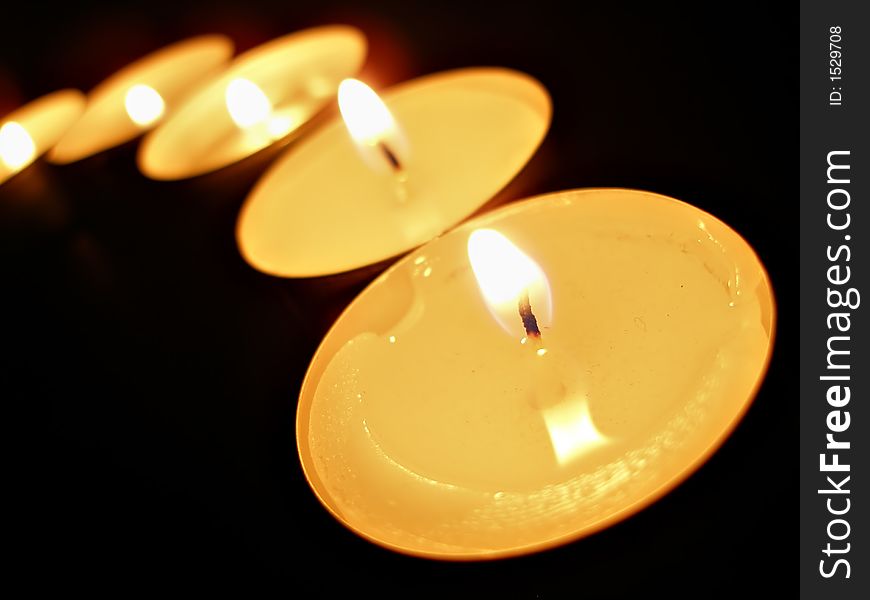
[338,79,408,174]
[225,78,272,129]
[338,79,397,145]
[0,121,36,171]
[124,84,165,127]
[468,229,546,304]
[468,229,552,337]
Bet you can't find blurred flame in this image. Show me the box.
[266,115,293,138]
[226,78,272,129]
[338,78,397,146]
[124,84,165,127]
[0,121,36,171]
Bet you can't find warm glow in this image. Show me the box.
[0,121,36,171]
[226,78,272,128]
[542,394,608,465]
[468,229,546,305]
[266,115,293,138]
[337,78,396,145]
[124,84,166,127]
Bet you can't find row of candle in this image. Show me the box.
[2,27,551,277]
[1,28,363,184]
[0,25,776,560]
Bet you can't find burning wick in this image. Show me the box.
[377,140,403,173]
[378,139,408,202]
[467,228,551,344]
[518,291,541,339]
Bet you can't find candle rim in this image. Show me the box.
[223,24,366,76]
[235,66,553,277]
[0,89,85,182]
[295,187,777,561]
[0,88,86,126]
[137,24,368,180]
[80,34,235,100]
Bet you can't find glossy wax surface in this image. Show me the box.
[236,68,551,277]
[297,188,775,559]
[48,35,233,164]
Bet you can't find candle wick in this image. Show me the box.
[377,140,403,173]
[377,140,408,202]
[518,291,541,339]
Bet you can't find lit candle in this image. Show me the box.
[137,26,367,180]
[236,68,551,277]
[467,228,609,467]
[48,35,234,164]
[0,90,84,185]
[296,188,775,559]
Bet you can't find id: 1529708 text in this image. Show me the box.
[829,26,843,107]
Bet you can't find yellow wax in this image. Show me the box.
[137,26,367,180]
[297,189,775,559]
[236,68,551,277]
[0,90,85,185]
[48,35,234,164]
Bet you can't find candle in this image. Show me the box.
[296,188,775,559]
[235,67,551,277]
[137,26,367,180]
[47,35,234,165]
[0,90,84,185]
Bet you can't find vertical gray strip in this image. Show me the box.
[800,1,868,598]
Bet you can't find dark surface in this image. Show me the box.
[2,1,796,595]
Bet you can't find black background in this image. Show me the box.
[2,0,796,596]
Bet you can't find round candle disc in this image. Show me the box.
[48,35,234,164]
[236,68,552,277]
[138,26,367,180]
[297,188,775,559]
[1,89,85,185]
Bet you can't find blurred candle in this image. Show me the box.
[138,26,367,180]
[47,35,233,164]
[0,90,84,185]
[236,68,551,277]
[296,188,775,559]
